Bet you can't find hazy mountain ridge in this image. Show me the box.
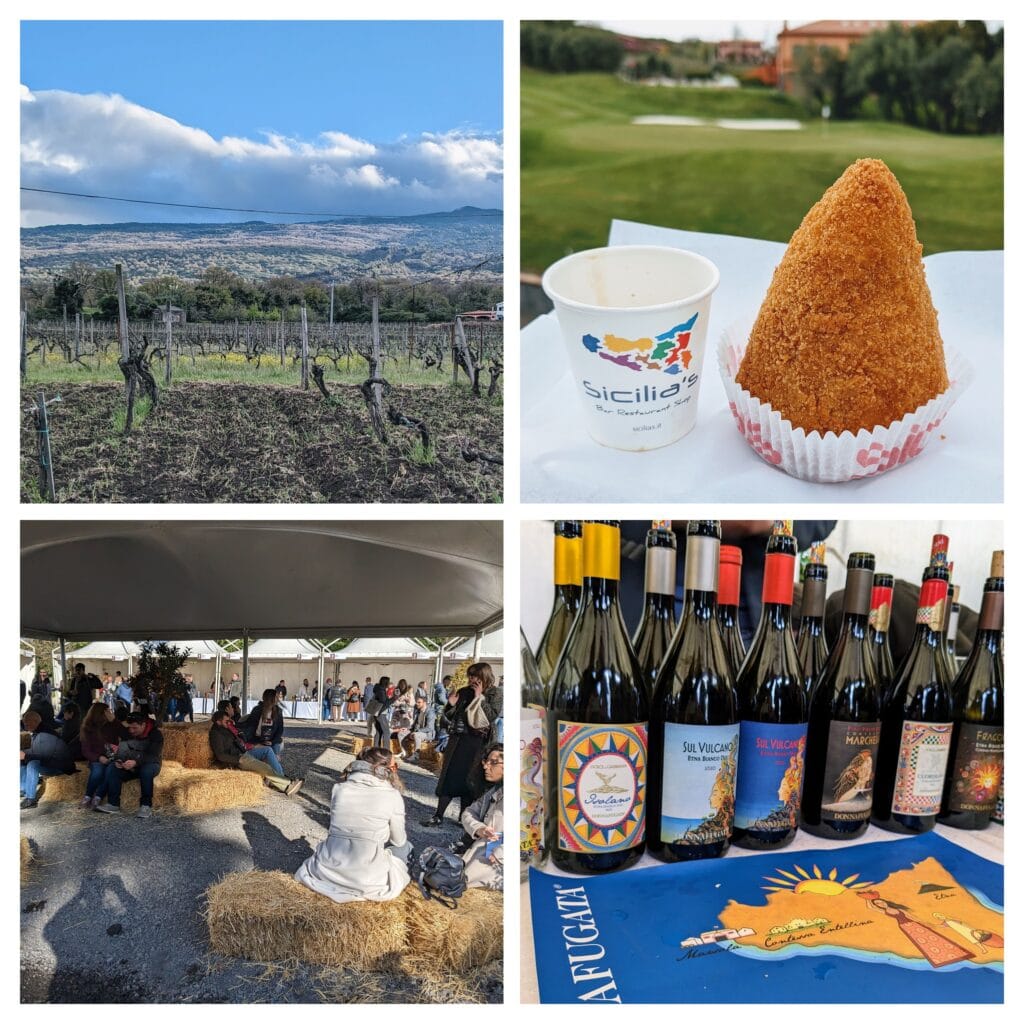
[20,208,503,283]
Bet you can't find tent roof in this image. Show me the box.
[243,638,324,660]
[65,640,140,659]
[451,627,505,658]
[21,521,503,640]
[339,637,432,660]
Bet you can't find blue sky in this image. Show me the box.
[20,21,503,225]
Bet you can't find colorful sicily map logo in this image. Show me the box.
[581,313,698,373]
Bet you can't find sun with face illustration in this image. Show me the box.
[763,864,875,896]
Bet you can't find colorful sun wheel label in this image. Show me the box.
[734,722,807,831]
[557,722,647,853]
[821,721,881,823]
[948,724,1003,814]
[659,722,739,845]
[891,721,954,816]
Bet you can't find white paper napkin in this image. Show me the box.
[520,220,1002,503]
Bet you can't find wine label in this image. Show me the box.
[891,721,954,816]
[916,579,946,631]
[869,586,892,631]
[947,723,1003,814]
[556,721,647,853]
[659,722,739,845]
[554,535,582,586]
[820,721,881,822]
[521,709,544,863]
[734,721,807,831]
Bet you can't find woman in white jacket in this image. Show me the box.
[295,747,411,903]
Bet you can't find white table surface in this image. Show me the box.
[520,222,1003,503]
[519,821,1003,1003]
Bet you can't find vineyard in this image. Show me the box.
[21,314,503,504]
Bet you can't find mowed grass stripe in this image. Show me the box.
[521,69,1003,272]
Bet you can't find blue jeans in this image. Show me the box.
[247,745,284,777]
[21,760,64,800]
[106,761,161,807]
[322,700,330,720]
[86,761,110,799]
[495,717,504,743]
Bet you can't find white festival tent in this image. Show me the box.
[22,521,503,726]
[336,636,436,691]
[222,638,331,720]
[442,627,505,679]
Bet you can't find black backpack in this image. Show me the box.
[414,845,467,909]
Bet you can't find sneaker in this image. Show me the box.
[420,815,443,827]
[285,778,304,797]
[135,805,153,819]
[94,802,120,814]
[79,795,93,807]
[91,795,102,808]
[20,797,38,810]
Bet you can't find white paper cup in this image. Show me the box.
[542,245,720,451]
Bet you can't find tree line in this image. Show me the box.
[520,21,624,73]
[794,21,1003,133]
[21,263,503,324]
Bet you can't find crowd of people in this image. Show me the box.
[20,662,505,898]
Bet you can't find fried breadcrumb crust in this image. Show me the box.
[736,158,948,435]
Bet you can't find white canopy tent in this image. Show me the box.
[336,637,435,693]
[22,521,503,723]
[225,638,330,720]
[51,640,139,691]
[442,627,505,680]
[20,641,36,688]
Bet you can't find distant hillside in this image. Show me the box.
[20,208,503,283]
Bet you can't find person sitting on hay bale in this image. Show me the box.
[461,743,504,891]
[78,702,125,809]
[239,689,285,759]
[20,710,75,810]
[400,696,436,763]
[56,701,83,761]
[95,712,164,819]
[295,746,411,904]
[208,709,303,796]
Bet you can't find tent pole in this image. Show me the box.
[214,651,222,716]
[317,646,325,725]
[472,632,482,661]
[59,637,67,702]
[242,632,250,711]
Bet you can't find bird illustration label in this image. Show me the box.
[820,721,882,822]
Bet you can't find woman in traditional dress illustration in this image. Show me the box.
[857,891,975,968]
[932,913,1004,956]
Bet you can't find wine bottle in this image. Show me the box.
[648,521,738,862]
[733,521,808,850]
[535,521,583,694]
[717,544,746,677]
[945,584,961,669]
[868,572,896,697]
[796,549,829,697]
[520,629,546,879]
[939,568,1003,830]
[546,521,648,874]
[632,520,678,699]
[871,554,954,834]
[801,552,881,841]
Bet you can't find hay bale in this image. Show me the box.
[206,870,407,970]
[38,761,265,814]
[351,735,403,757]
[20,835,33,881]
[161,722,216,769]
[405,888,503,972]
[205,871,503,976]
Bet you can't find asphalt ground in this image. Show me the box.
[19,721,500,1003]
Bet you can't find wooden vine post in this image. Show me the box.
[300,303,310,389]
[115,262,132,426]
[20,309,27,379]
[454,316,480,396]
[165,300,173,385]
[278,311,284,366]
[74,312,81,361]
[368,296,386,438]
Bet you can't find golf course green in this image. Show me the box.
[521,69,1003,273]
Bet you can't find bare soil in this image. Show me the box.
[21,381,502,503]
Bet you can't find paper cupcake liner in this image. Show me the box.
[717,319,974,483]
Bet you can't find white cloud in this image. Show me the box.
[20,86,502,225]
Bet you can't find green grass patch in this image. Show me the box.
[111,394,152,435]
[406,439,437,466]
[521,68,1003,272]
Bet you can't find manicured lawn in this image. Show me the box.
[521,69,1004,273]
